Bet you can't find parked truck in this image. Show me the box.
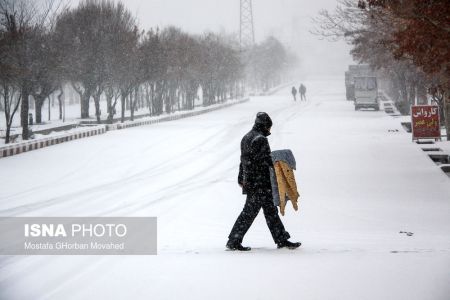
[345,65,374,101]
[353,76,380,111]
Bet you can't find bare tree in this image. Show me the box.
[0,0,65,140]
[198,33,243,106]
[30,28,63,123]
[139,28,166,116]
[55,0,137,123]
[246,36,289,92]
[1,83,21,143]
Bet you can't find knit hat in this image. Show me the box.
[255,112,273,128]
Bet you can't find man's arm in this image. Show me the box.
[238,162,244,187]
[251,136,273,168]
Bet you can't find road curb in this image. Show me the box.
[0,126,107,159]
[105,98,249,131]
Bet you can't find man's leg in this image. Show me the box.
[261,192,290,244]
[227,194,262,244]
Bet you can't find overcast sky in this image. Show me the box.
[71,0,354,76]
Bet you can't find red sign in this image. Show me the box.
[411,105,441,140]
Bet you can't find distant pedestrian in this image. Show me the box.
[226,112,301,251]
[291,87,297,101]
[299,84,306,101]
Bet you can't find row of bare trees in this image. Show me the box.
[54,2,246,125]
[2,0,294,144]
[314,0,449,138]
[0,0,63,142]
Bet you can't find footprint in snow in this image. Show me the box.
[399,231,414,236]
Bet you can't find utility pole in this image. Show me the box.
[240,0,255,50]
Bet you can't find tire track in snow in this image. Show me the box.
[0,88,332,300]
[0,123,232,215]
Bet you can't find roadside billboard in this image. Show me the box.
[411,105,441,141]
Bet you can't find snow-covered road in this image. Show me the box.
[1,77,449,300]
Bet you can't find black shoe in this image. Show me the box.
[226,241,251,251]
[277,240,301,249]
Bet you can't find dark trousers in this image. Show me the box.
[228,190,290,244]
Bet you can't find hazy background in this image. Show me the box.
[71,0,354,76]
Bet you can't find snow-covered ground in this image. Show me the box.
[0,98,245,146]
[0,77,449,300]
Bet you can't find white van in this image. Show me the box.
[354,76,379,111]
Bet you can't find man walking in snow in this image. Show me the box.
[291,86,298,101]
[299,84,307,101]
[226,112,301,251]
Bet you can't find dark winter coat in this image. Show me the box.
[238,122,273,195]
[300,84,306,94]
